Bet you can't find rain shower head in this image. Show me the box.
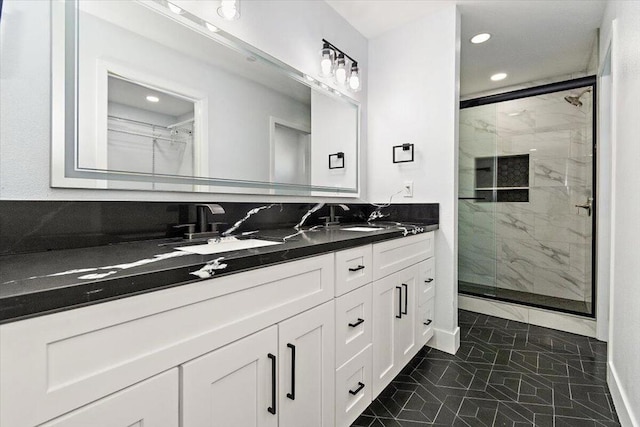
[564,88,592,107]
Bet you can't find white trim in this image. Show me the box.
[459,295,597,337]
[608,362,637,427]
[427,326,460,355]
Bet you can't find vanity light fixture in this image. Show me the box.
[167,2,183,15]
[393,143,415,163]
[329,152,345,169]
[319,39,361,92]
[470,33,491,44]
[218,0,240,21]
[146,95,160,103]
[490,72,507,81]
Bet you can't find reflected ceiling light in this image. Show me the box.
[333,89,342,96]
[146,95,160,103]
[320,83,329,90]
[305,75,315,82]
[167,2,183,14]
[490,72,507,81]
[205,22,220,32]
[218,0,240,21]
[319,39,361,92]
[470,33,491,44]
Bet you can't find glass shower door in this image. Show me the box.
[458,104,499,296]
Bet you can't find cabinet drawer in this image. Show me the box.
[40,369,178,427]
[417,298,435,346]
[418,258,436,306]
[335,284,372,368]
[0,254,334,427]
[335,345,372,427]
[372,232,434,281]
[335,245,373,296]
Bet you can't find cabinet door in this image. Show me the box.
[181,326,278,427]
[372,265,419,398]
[278,301,335,427]
[371,272,401,397]
[40,369,178,427]
[394,265,417,367]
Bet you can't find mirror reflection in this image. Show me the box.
[55,0,359,195]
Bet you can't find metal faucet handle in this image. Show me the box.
[196,203,225,214]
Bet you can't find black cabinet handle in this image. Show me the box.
[286,343,296,400]
[395,286,402,319]
[267,353,276,415]
[348,382,365,395]
[425,278,434,283]
[349,265,365,272]
[401,284,408,315]
[348,318,365,327]
[423,319,433,326]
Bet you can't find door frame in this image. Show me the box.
[459,75,598,318]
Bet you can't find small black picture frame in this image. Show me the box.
[329,152,345,169]
[393,143,414,163]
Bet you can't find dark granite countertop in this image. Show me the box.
[0,222,438,324]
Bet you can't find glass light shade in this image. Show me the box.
[348,64,360,92]
[319,45,335,77]
[218,0,240,21]
[334,54,347,84]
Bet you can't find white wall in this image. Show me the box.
[0,0,367,202]
[599,2,640,426]
[367,5,461,354]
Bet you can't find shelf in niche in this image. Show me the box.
[475,187,529,191]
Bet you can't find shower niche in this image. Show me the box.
[474,154,529,202]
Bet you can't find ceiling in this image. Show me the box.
[325,0,607,96]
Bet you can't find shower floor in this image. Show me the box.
[459,281,592,316]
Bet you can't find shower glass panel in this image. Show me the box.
[458,78,595,316]
[459,103,499,296]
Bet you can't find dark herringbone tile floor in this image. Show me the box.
[352,310,620,427]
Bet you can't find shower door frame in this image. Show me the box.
[459,75,598,318]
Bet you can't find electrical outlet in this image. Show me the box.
[403,181,413,197]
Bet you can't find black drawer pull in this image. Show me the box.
[395,286,402,318]
[349,382,365,395]
[424,319,433,326]
[425,278,434,283]
[348,318,365,327]
[401,283,408,315]
[287,343,296,400]
[349,265,365,272]
[267,353,276,415]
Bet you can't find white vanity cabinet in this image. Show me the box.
[182,301,335,427]
[0,230,436,427]
[371,233,435,398]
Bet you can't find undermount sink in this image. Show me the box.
[174,237,282,255]
[340,226,385,232]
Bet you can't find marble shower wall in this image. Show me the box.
[459,86,593,304]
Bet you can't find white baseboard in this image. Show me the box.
[459,295,597,337]
[608,362,637,426]
[428,326,460,355]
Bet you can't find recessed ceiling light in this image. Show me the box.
[529,148,537,152]
[146,95,160,103]
[167,2,183,14]
[470,33,491,44]
[490,72,507,81]
[205,22,220,32]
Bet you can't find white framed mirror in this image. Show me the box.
[51,0,360,196]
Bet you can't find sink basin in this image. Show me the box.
[341,226,385,232]
[175,238,282,255]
